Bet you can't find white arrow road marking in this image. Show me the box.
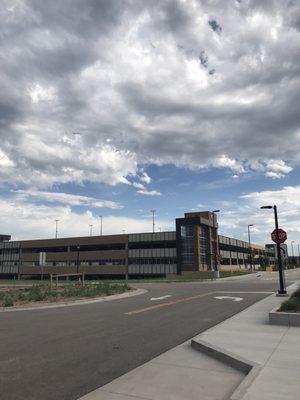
[150,295,172,301]
[214,296,243,302]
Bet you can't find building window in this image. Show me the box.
[180,224,194,264]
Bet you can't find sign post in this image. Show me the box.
[271,207,287,295]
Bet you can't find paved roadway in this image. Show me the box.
[0,271,298,400]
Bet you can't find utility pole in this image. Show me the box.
[150,210,156,233]
[99,215,103,236]
[89,224,93,236]
[55,219,59,239]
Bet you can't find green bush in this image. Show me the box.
[16,291,27,302]
[280,297,299,312]
[27,286,45,302]
[3,295,14,307]
[0,282,130,305]
[0,291,7,300]
[290,287,300,299]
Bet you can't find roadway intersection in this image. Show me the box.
[0,270,298,400]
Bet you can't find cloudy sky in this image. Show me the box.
[1,0,300,250]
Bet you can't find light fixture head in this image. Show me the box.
[260,205,273,209]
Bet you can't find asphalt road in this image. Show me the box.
[0,270,299,400]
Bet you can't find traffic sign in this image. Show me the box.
[271,229,287,244]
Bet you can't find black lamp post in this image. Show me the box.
[260,205,286,295]
[248,224,254,272]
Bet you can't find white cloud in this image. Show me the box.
[212,155,245,173]
[224,185,300,245]
[264,160,293,179]
[137,189,162,196]
[241,186,300,210]
[13,189,122,209]
[27,83,57,104]
[0,138,138,188]
[0,149,14,167]
[0,199,171,240]
[265,171,284,179]
[266,160,293,175]
[140,171,152,184]
[132,182,145,190]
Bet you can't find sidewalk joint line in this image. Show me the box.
[99,388,152,400]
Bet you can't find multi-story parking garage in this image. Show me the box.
[0,211,275,279]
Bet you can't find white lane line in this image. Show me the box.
[150,295,172,301]
[214,296,243,302]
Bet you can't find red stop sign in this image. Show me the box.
[271,229,287,244]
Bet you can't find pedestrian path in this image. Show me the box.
[80,340,244,400]
[193,281,300,400]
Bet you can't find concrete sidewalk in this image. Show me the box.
[79,281,300,400]
[193,281,300,400]
[79,340,244,400]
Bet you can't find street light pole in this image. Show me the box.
[99,216,103,236]
[291,241,295,267]
[248,224,254,272]
[291,241,295,257]
[261,205,286,295]
[150,210,156,233]
[55,219,59,239]
[273,205,286,294]
[89,224,93,236]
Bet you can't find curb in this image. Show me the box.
[269,306,300,327]
[191,338,261,400]
[0,288,147,313]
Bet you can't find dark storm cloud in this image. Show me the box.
[0,0,299,187]
[29,0,126,38]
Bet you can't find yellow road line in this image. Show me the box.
[125,291,216,315]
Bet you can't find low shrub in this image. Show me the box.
[3,295,14,307]
[0,291,7,300]
[27,286,46,302]
[0,282,130,306]
[279,297,300,312]
[290,287,300,299]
